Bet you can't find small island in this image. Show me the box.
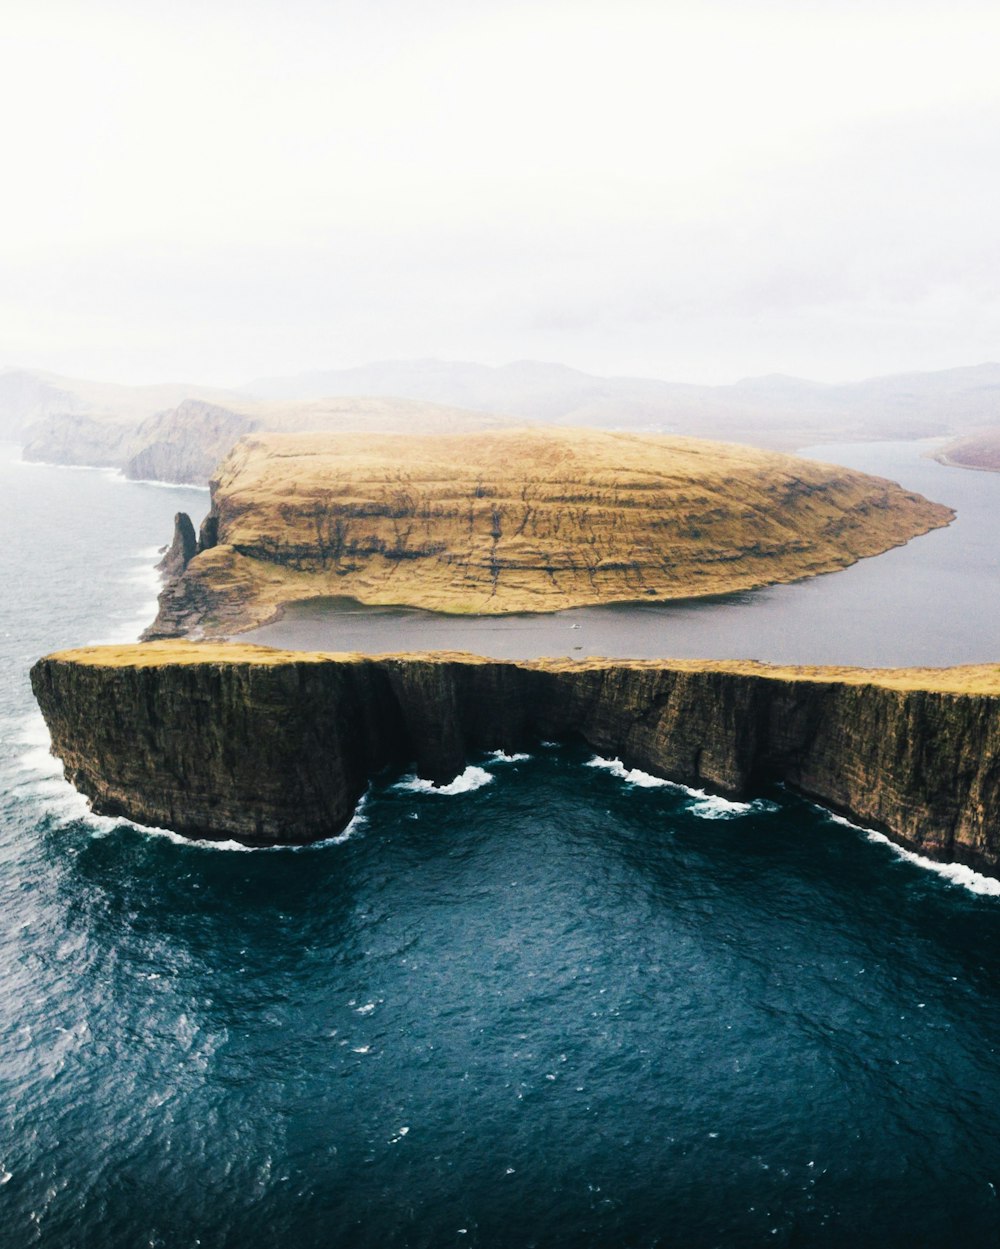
[145,427,953,638]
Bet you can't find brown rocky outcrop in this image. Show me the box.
[157,513,199,578]
[30,644,1000,870]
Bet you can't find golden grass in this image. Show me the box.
[173,427,952,629]
[46,641,1000,696]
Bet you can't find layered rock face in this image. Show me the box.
[145,428,953,636]
[31,644,1000,870]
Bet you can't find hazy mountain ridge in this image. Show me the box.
[243,359,1000,445]
[5,359,1000,485]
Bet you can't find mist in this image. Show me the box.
[2,0,999,387]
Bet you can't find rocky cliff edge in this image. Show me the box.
[30,643,1000,871]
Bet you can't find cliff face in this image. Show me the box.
[30,644,1000,870]
[144,428,953,636]
[123,401,260,484]
[15,378,513,485]
[22,413,136,468]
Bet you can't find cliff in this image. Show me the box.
[30,643,1000,871]
[15,373,245,468]
[22,412,137,468]
[123,400,260,484]
[144,427,953,636]
[15,369,514,484]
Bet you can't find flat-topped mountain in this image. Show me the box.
[146,427,952,636]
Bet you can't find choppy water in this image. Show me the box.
[2,442,1000,1247]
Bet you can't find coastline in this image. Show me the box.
[32,644,1000,872]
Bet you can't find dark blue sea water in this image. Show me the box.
[2,441,1000,1248]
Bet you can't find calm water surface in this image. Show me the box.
[246,440,1000,665]
[2,441,1000,1248]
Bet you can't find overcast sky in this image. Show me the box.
[1,0,998,386]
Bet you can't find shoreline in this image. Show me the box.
[32,643,1000,872]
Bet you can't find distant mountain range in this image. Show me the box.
[242,358,1000,445]
[3,358,1000,484]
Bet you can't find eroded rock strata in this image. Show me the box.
[30,644,1000,870]
[145,428,953,636]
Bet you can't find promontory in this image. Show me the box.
[30,643,1000,871]
[145,427,952,637]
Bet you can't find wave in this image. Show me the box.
[395,765,494,795]
[16,458,121,477]
[585,755,776,819]
[6,712,62,778]
[864,829,1000,897]
[101,793,371,854]
[87,544,163,645]
[485,749,532,763]
[123,477,210,492]
[586,755,677,788]
[822,811,1000,896]
[689,793,779,820]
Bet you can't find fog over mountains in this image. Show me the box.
[2,357,1000,485]
[243,358,1000,444]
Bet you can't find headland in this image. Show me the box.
[144,427,953,637]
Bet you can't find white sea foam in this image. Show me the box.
[864,830,1000,897]
[395,765,494,795]
[16,459,120,479]
[87,544,163,644]
[586,755,777,819]
[820,808,1000,897]
[6,713,62,778]
[123,477,210,492]
[586,755,678,788]
[485,749,532,763]
[688,794,754,820]
[133,794,371,853]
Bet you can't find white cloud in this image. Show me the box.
[2,0,999,383]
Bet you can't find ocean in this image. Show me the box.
[2,440,999,1248]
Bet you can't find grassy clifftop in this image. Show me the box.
[51,641,1000,695]
[149,427,953,633]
